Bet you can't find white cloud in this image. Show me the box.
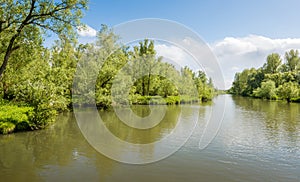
[77,25,97,37]
[155,43,203,74]
[155,44,187,63]
[210,35,300,89]
[231,66,240,71]
[212,35,300,57]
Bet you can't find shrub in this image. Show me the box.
[165,96,180,105]
[291,97,300,103]
[0,103,56,134]
[0,122,15,134]
[277,82,299,102]
[0,105,35,134]
[253,80,277,99]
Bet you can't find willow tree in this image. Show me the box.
[263,53,282,74]
[284,49,300,72]
[130,39,162,96]
[0,0,88,77]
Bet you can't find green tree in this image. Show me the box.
[0,0,88,77]
[179,66,197,97]
[277,82,299,102]
[49,37,81,108]
[284,49,300,72]
[253,80,277,99]
[194,70,214,101]
[231,68,258,96]
[130,39,162,96]
[73,25,129,108]
[157,63,179,97]
[246,68,264,92]
[263,53,282,74]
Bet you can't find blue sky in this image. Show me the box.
[72,0,300,89]
[83,0,300,42]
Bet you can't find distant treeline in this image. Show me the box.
[229,50,300,103]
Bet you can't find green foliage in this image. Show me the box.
[277,82,299,102]
[164,96,181,105]
[128,95,200,105]
[263,53,282,74]
[284,49,300,71]
[0,122,15,135]
[231,68,260,96]
[231,50,300,103]
[0,0,88,134]
[74,26,215,109]
[253,80,277,99]
[0,105,34,134]
[0,23,216,134]
[291,97,300,103]
[0,0,88,77]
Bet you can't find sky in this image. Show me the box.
[67,0,300,89]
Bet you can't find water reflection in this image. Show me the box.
[100,105,181,144]
[75,104,201,164]
[224,95,300,173]
[0,113,105,181]
[232,96,300,136]
[0,96,299,181]
[0,105,206,180]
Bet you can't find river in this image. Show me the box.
[0,95,299,181]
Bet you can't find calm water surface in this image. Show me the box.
[0,95,299,181]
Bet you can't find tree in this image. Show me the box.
[277,82,299,102]
[246,68,264,93]
[0,0,88,77]
[130,39,162,96]
[231,68,258,96]
[253,80,277,99]
[49,37,81,108]
[179,66,197,97]
[263,53,282,74]
[157,63,179,97]
[95,26,129,107]
[284,49,300,72]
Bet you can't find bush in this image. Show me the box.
[0,122,15,134]
[253,80,277,99]
[31,104,57,129]
[129,94,202,105]
[0,102,57,134]
[180,95,200,104]
[0,105,35,134]
[291,97,300,103]
[165,96,180,105]
[129,94,150,105]
[277,82,299,102]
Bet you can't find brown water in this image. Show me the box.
[0,95,299,181]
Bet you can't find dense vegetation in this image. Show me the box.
[229,50,300,102]
[0,1,215,134]
[73,26,215,108]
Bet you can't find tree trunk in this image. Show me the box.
[142,77,145,96]
[0,41,15,77]
[147,73,151,96]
